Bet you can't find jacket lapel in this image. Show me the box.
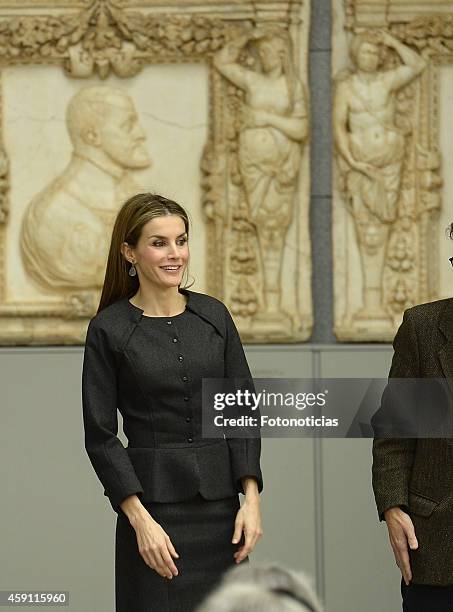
[437,299,453,396]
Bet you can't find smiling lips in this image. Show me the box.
[160,265,182,273]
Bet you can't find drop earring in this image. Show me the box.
[128,262,137,277]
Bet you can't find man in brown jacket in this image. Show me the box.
[372,295,453,611]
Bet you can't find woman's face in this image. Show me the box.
[128,214,189,289]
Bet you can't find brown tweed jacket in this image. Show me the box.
[372,297,453,586]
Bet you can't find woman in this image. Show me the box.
[82,193,264,612]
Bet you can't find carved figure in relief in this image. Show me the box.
[334,30,426,321]
[21,86,151,291]
[213,28,308,329]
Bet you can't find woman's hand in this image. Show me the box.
[130,512,180,579]
[384,506,418,586]
[231,497,263,563]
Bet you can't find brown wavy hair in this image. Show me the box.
[97,193,194,314]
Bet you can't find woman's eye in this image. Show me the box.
[152,238,187,247]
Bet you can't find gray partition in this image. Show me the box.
[0,348,116,611]
[319,347,401,612]
[0,346,318,611]
[248,346,317,580]
[1,345,407,612]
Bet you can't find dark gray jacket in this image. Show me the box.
[372,297,453,585]
[82,288,263,515]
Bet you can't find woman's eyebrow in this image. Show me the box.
[147,232,187,239]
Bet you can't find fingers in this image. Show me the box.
[151,550,172,579]
[141,545,177,579]
[138,540,168,578]
[389,527,414,586]
[233,526,263,564]
[166,534,180,559]
[234,531,254,563]
[403,521,419,550]
[160,537,179,577]
[385,509,418,586]
[396,546,412,586]
[232,517,247,563]
[136,525,180,580]
[232,520,243,545]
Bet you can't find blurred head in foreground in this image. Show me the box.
[195,562,323,612]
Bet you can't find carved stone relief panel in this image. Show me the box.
[0,0,311,345]
[333,0,448,341]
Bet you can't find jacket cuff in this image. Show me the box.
[227,438,263,495]
[105,486,145,515]
[375,494,409,522]
[235,472,263,496]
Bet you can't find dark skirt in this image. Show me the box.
[115,492,248,612]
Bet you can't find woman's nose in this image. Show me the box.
[167,242,180,257]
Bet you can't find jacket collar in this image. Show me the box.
[119,288,224,336]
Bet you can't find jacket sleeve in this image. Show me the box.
[82,318,144,514]
[222,304,263,495]
[372,307,418,521]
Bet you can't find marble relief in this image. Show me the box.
[0,0,311,345]
[333,0,445,341]
[213,28,309,337]
[21,86,150,291]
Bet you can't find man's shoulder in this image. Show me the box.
[404,297,453,324]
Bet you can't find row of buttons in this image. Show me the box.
[167,320,193,443]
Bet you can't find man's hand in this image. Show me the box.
[384,506,419,586]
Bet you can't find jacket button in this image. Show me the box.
[182,375,188,382]
[186,416,192,422]
[187,437,193,443]
[172,337,178,343]
[166,321,172,325]
[178,355,184,362]
[183,396,189,401]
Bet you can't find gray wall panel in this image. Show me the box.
[248,348,317,580]
[320,348,401,612]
